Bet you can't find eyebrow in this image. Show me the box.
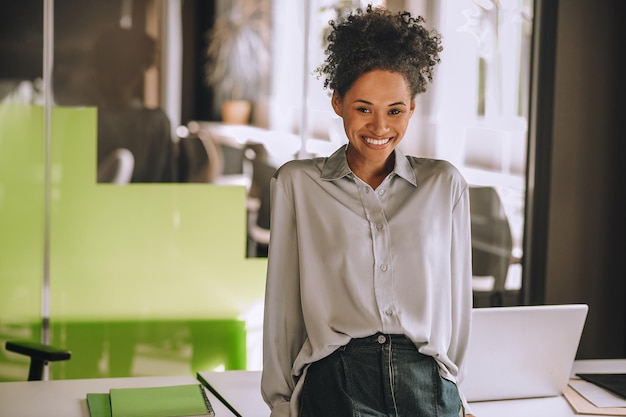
[353,99,408,107]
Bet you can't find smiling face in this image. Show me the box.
[332,69,415,170]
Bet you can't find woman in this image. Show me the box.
[262,5,475,416]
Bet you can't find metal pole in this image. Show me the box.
[41,0,54,380]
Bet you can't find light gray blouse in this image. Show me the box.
[261,145,473,416]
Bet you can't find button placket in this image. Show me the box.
[358,177,396,330]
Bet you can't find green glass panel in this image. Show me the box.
[0,105,45,381]
[0,105,45,322]
[0,105,267,380]
[48,107,266,321]
[46,106,266,377]
[48,319,247,379]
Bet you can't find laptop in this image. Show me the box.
[459,304,589,402]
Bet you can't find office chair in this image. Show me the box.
[97,148,135,184]
[178,134,215,183]
[5,340,71,381]
[244,143,274,257]
[469,186,514,307]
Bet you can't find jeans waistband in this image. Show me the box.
[345,333,413,348]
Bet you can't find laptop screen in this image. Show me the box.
[459,304,588,402]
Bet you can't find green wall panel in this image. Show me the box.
[0,106,268,379]
[49,106,266,321]
[0,105,45,323]
[0,105,45,381]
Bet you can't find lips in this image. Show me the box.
[364,136,391,145]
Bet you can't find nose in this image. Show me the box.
[368,113,389,136]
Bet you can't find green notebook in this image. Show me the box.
[87,393,112,417]
[87,384,214,417]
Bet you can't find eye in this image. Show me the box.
[357,107,371,114]
[389,108,402,115]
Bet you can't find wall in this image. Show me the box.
[544,0,624,358]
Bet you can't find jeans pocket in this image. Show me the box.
[438,376,462,417]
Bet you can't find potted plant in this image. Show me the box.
[204,1,270,124]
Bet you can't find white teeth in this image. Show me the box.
[365,137,390,145]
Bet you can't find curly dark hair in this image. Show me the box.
[315,4,442,98]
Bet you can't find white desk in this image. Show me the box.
[469,359,626,417]
[0,375,234,417]
[1,360,625,417]
[197,359,626,417]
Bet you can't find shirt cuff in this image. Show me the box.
[269,401,290,417]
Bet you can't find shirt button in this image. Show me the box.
[385,309,394,316]
[377,335,387,344]
[376,223,383,230]
[380,264,388,272]
[378,189,385,195]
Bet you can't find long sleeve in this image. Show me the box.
[448,184,474,414]
[261,175,306,417]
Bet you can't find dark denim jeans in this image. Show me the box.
[299,333,462,417]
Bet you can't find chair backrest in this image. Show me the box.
[244,143,269,201]
[469,186,513,306]
[178,135,211,182]
[244,143,275,257]
[97,148,134,184]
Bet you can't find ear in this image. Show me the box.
[409,99,416,115]
[331,91,342,117]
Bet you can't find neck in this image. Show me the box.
[346,148,395,189]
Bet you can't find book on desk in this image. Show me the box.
[577,374,626,401]
[87,383,215,417]
[565,374,626,416]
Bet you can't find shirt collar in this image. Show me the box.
[321,144,417,187]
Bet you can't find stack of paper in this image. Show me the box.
[87,384,215,417]
[565,378,626,416]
